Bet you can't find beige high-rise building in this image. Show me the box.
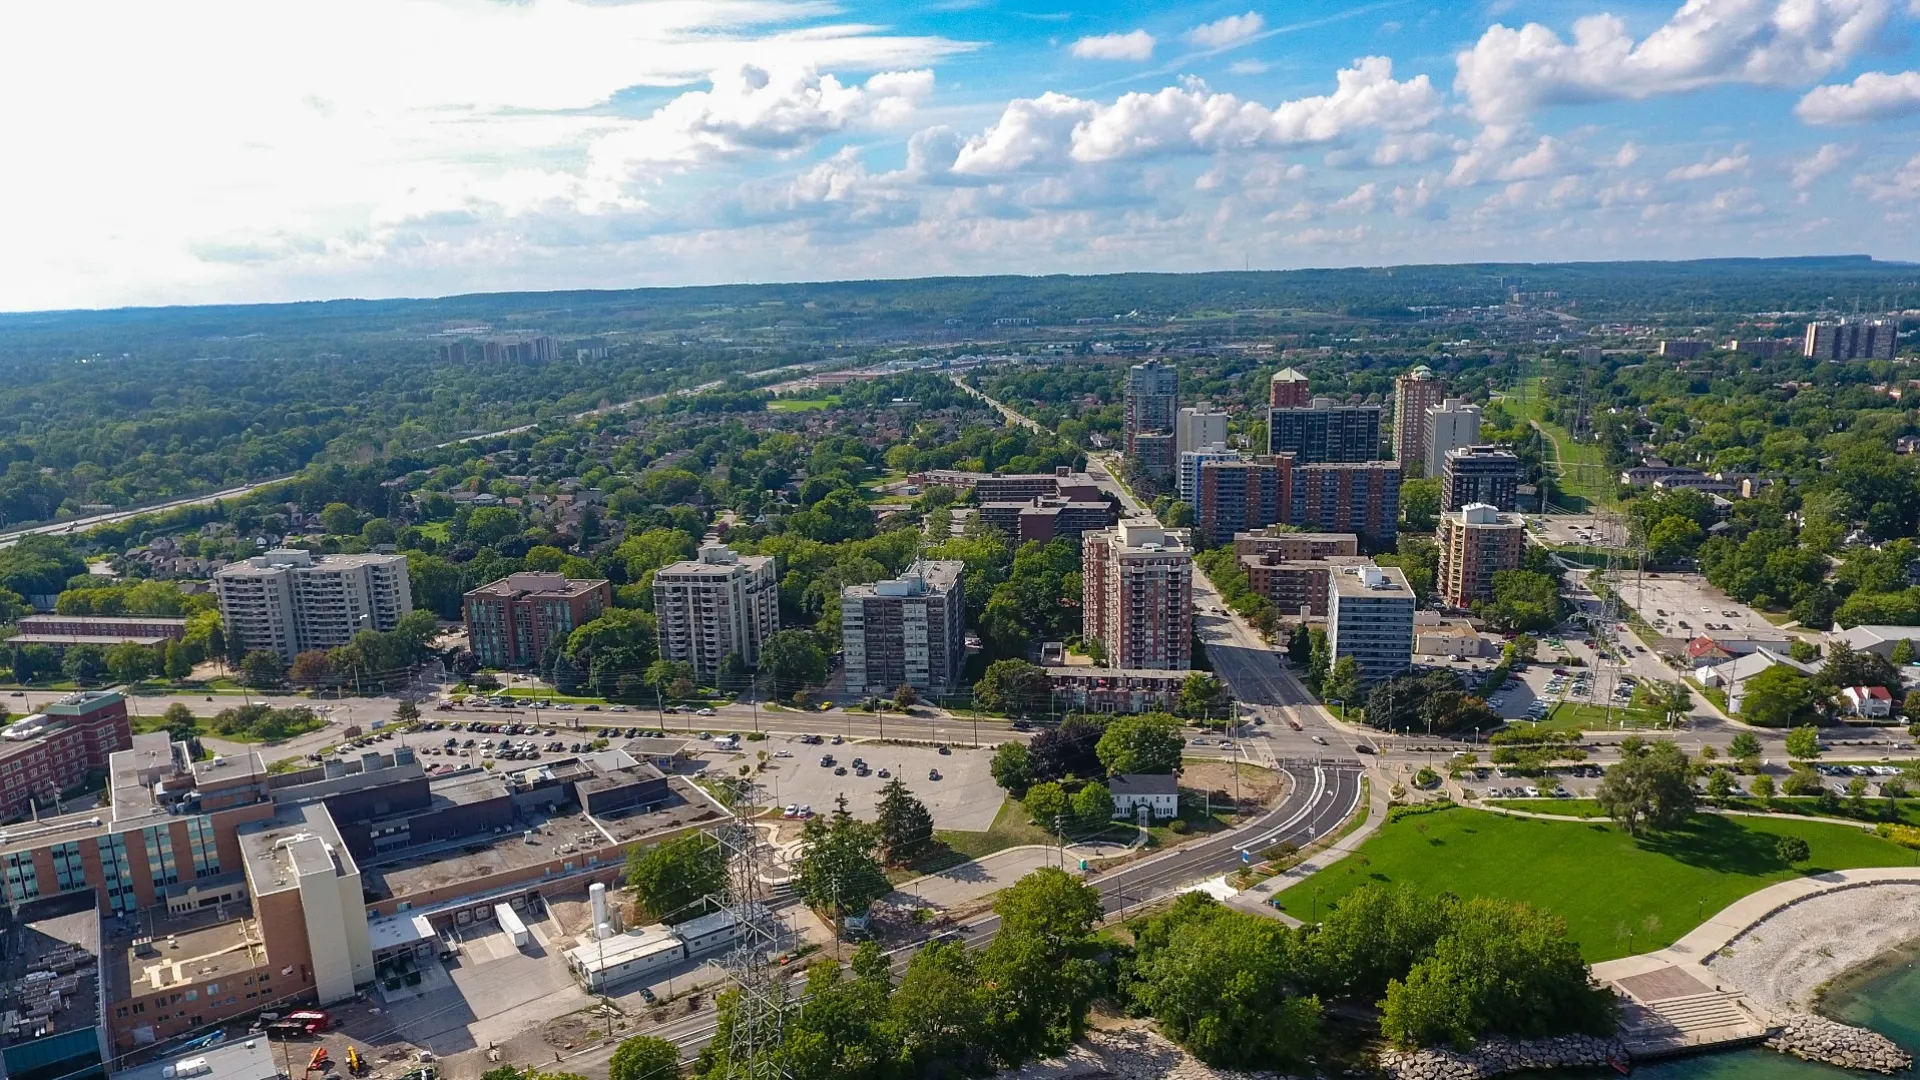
[1083,522,1193,670]
[1437,504,1526,609]
[1393,366,1447,473]
[653,543,779,683]
[214,549,412,662]
[1176,402,1229,459]
[1424,397,1483,479]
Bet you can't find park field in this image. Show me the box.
[1271,805,1918,962]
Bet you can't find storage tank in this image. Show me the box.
[590,883,610,940]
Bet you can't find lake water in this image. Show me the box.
[1512,947,1920,1079]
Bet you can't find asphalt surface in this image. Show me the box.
[555,759,1365,1075]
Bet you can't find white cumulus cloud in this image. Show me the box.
[1667,148,1750,180]
[1790,142,1857,191]
[589,65,934,182]
[1854,152,1920,202]
[948,57,1441,175]
[1455,0,1895,124]
[1185,12,1266,49]
[1070,30,1156,61]
[1796,70,1920,124]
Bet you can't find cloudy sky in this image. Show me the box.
[4,0,1919,311]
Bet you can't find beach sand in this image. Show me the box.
[1706,883,1920,1012]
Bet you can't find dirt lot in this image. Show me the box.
[1178,760,1283,808]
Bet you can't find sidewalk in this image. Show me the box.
[1229,771,1390,924]
[1591,866,1920,996]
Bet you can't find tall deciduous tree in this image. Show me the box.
[795,797,891,921]
[625,832,725,925]
[1095,713,1184,776]
[1595,737,1696,835]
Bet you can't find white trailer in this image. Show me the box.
[495,903,530,948]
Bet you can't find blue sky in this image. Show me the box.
[3,0,1917,310]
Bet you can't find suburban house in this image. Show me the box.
[1698,647,1818,715]
[1840,685,1895,720]
[1110,773,1180,820]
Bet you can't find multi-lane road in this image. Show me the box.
[547,758,1363,1075]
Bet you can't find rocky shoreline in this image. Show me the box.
[1376,1034,1627,1080]
[1766,1013,1913,1074]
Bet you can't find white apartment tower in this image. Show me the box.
[1424,398,1483,479]
[1175,402,1230,459]
[1083,522,1193,670]
[1326,563,1415,684]
[214,549,412,662]
[841,560,967,697]
[653,543,779,683]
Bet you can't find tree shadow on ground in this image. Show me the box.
[1633,814,1786,876]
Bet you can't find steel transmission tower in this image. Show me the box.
[712,803,793,1080]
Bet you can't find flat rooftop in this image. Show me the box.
[115,1035,279,1080]
[359,776,727,901]
[1,894,101,1051]
[1332,564,1412,598]
[237,800,354,900]
[8,634,175,647]
[465,572,608,599]
[106,910,266,1003]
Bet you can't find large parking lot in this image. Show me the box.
[1530,514,1629,548]
[740,734,1002,831]
[1613,572,1785,641]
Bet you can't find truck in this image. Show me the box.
[266,1010,331,1038]
[495,902,529,948]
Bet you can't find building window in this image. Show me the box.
[4,852,41,904]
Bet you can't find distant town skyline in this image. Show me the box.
[5,0,1919,311]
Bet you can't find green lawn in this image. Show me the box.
[416,521,451,542]
[768,395,840,411]
[1511,375,1617,511]
[885,798,1059,883]
[1270,805,1919,961]
[1490,796,1920,828]
[131,711,326,744]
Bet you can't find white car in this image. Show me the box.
[696,707,716,717]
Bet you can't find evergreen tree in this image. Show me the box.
[875,777,935,865]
